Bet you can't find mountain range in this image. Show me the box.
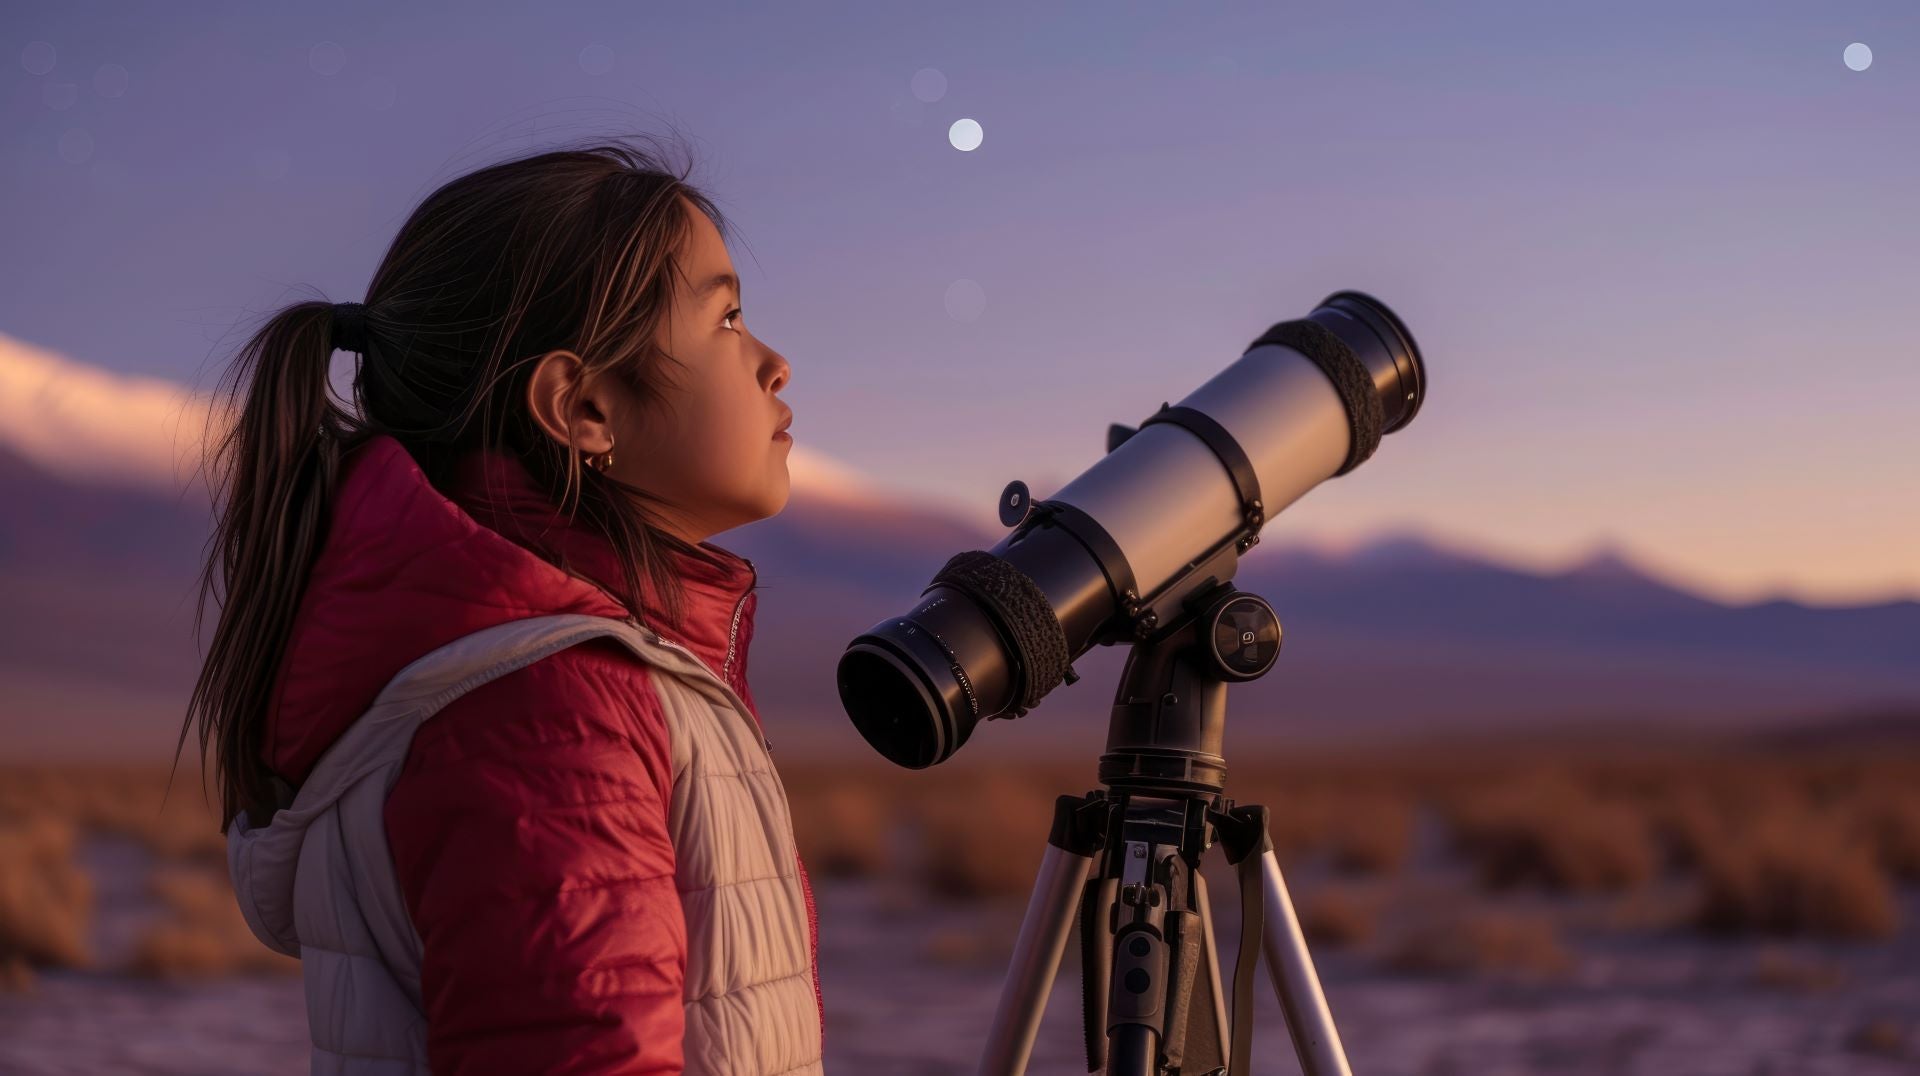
[3,437,1916,765]
[2,332,1915,764]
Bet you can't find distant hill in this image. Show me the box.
[7,433,1915,764]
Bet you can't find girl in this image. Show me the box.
[182,137,821,1074]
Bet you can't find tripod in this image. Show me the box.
[976,581,1353,1076]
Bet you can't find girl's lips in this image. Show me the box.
[773,430,792,443]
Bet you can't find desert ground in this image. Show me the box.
[3,740,1918,1074]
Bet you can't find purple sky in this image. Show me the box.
[4,2,1915,604]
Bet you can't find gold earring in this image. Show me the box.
[586,443,614,472]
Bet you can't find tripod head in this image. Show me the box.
[1099,579,1282,797]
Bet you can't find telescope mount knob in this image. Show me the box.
[999,480,1033,529]
[1203,592,1282,682]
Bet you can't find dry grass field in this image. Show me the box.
[0,763,289,990]
[781,740,1920,943]
[2,738,1918,1071]
[0,739,1914,985]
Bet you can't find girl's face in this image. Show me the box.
[597,198,794,542]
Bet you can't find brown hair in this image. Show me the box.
[178,133,738,827]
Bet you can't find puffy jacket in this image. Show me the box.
[236,433,824,1073]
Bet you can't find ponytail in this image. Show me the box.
[179,300,365,829]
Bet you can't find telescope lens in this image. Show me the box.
[838,604,1002,770]
[1309,290,1426,433]
[838,645,945,768]
[841,582,1022,768]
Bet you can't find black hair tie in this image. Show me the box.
[330,302,371,353]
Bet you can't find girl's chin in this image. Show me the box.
[757,485,792,520]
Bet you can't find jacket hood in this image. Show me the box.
[262,433,760,786]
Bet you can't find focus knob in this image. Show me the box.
[1203,592,1281,682]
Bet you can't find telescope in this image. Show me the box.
[833,290,1420,1068]
[837,290,1423,775]
[834,291,1425,1076]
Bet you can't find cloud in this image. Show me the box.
[0,332,884,506]
[0,332,218,493]
[782,438,879,506]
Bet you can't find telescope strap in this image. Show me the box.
[926,549,1071,714]
[1211,802,1271,1076]
[1245,318,1383,474]
[1230,849,1262,1076]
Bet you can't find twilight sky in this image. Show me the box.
[3,1,1915,604]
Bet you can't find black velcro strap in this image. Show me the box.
[1080,876,1109,1072]
[1246,319,1382,474]
[927,550,1071,713]
[1230,849,1263,1076]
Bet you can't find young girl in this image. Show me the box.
[182,137,821,1074]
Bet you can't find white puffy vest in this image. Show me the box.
[227,613,824,1075]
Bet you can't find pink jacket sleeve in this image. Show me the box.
[384,639,685,1074]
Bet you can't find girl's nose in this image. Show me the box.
[764,346,791,392]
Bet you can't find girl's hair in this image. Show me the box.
[180,133,738,828]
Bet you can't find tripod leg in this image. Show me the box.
[978,842,1094,1076]
[1258,848,1352,1076]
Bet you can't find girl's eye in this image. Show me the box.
[723,308,743,332]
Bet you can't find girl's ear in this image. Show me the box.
[525,349,614,455]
